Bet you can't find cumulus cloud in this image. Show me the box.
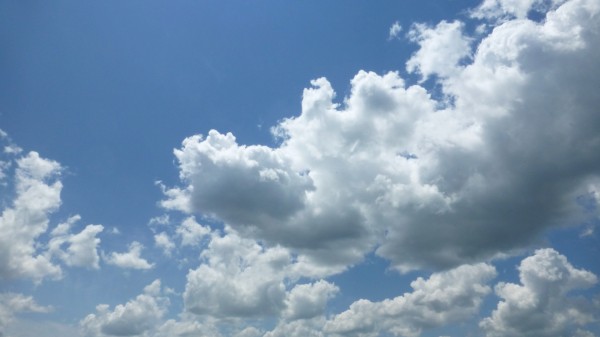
[81,280,168,337]
[481,248,598,337]
[406,20,472,80]
[0,293,51,335]
[154,232,175,257]
[48,215,104,269]
[283,280,339,321]
[176,216,210,247]
[0,151,64,282]
[183,228,290,318]
[324,263,497,337]
[162,0,600,273]
[105,241,154,270]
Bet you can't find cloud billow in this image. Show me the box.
[162,0,600,274]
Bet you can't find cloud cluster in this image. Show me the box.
[163,0,600,273]
[0,151,64,282]
[48,215,104,269]
[324,263,497,337]
[81,280,168,337]
[481,248,598,337]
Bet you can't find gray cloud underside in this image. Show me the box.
[163,0,600,272]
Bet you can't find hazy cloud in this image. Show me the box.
[388,21,402,40]
[0,293,51,335]
[81,280,168,337]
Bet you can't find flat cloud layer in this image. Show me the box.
[163,0,600,272]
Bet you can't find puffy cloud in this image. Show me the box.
[183,228,290,318]
[324,263,497,337]
[481,248,598,337]
[283,280,339,321]
[406,20,472,80]
[472,0,567,19]
[0,151,63,282]
[48,215,104,269]
[81,280,168,337]
[264,317,326,337]
[163,0,600,274]
[154,232,175,257]
[105,242,154,270]
[176,216,210,247]
[0,293,51,335]
[162,130,314,222]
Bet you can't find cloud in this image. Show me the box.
[481,248,598,337]
[324,263,497,337]
[388,21,402,40]
[264,317,326,337]
[282,280,339,321]
[162,0,600,275]
[0,151,63,282]
[48,215,104,269]
[152,318,223,337]
[0,293,51,335]
[105,241,154,270]
[176,216,210,247]
[183,228,290,318]
[81,280,168,337]
[471,0,566,19]
[154,232,175,257]
[406,20,472,81]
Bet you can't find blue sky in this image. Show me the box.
[1,0,599,336]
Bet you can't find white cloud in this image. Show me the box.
[152,318,223,337]
[81,280,168,337]
[472,0,567,19]
[388,21,402,40]
[406,20,472,81]
[154,232,175,257]
[105,241,154,270]
[481,248,598,337]
[283,280,339,321]
[162,0,600,274]
[176,216,210,247]
[0,151,63,282]
[48,215,104,269]
[324,263,497,337]
[264,317,326,337]
[183,228,290,318]
[0,293,51,335]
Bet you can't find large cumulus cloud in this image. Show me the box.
[162,0,600,273]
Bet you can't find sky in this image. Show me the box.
[1,0,600,336]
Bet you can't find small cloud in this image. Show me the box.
[4,145,22,155]
[104,241,154,270]
[388,21,402,40]
[580,226,594,238]
[149,214,170,227]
